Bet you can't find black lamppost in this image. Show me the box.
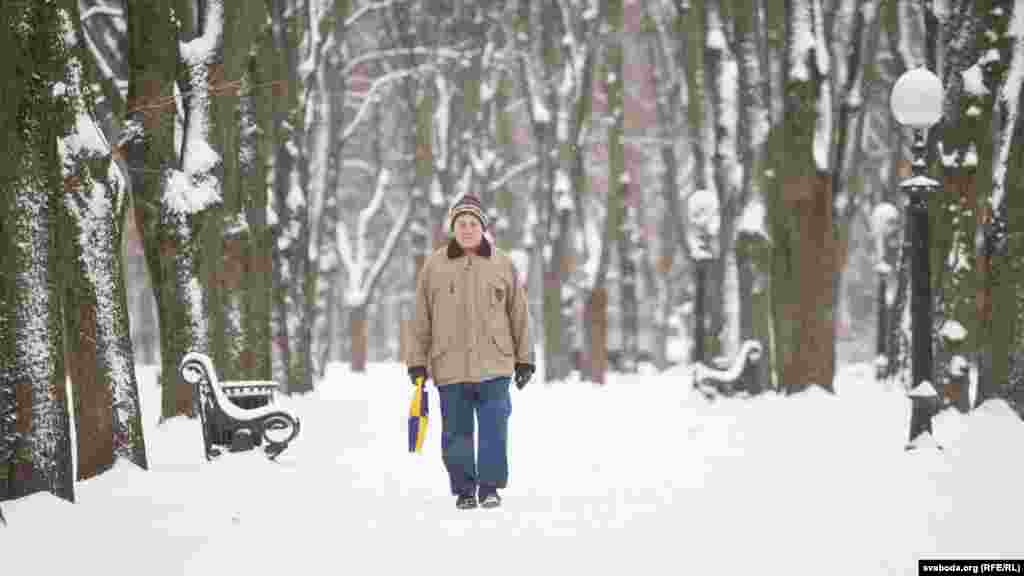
[890,67,943,451]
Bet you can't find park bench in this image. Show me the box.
[693,340,763,399]
[179,352,301,461]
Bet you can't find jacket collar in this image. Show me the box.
[447,236,492,259]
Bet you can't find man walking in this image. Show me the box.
[407,193,535,510]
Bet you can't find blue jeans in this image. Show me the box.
[437,376,512,496]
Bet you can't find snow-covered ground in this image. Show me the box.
[5,362,1023,575]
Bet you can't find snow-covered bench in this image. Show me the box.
[693,340,763,399]
[179,352,300,461]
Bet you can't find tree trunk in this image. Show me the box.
[618,192,639,373]
[265,0,299,390]
[736,236,761,393]
[543,233,572,380]
[59,1,149,478]
[351,306,369,373]
[682,0,708,193]
[122,1,178,419]
[0,7,14,499]
[2,0,75,502]
[704,0,736,360]
[602,0,625,377]
[773,170,836,394]
[769,0,837,394]
[584,288,609,385]
[62,282,110,480]
[243,42,273,381]
[644,3,687,369]
[733,0,770,387]
[201,1,267,383]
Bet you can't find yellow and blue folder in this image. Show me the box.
[408,376,428,453]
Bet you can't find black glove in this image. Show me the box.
[514,363,535,390]
[408,366,427,386]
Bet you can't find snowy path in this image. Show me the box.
[5,362,1024,575]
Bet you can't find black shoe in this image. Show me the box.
[478,488,502,509]
[455,494,478,510]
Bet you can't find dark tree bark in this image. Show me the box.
[59,0,148,481]
[2,0,75,502]
[770,0,836,394]
[124,0,219,420]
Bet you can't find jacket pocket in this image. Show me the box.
[485,278,514,357]
[491,333,514,356]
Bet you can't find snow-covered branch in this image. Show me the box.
[341,67,428,144]
[992,6,1024,213]
[340,45,469,77]
[432,74,452,171]
[361,199,411,307]
[335,169,410,308]
[81,4,123,22]
[789,0,815,82]
[357,169,392,269]
[488,157,539,192]
[896,0,923,68]
[343,158,378,177]
[345,0,410,29]
[80,14,127,100]
[335,210,357,283]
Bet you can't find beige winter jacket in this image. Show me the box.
[408,237,532,386]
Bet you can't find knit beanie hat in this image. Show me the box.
[448,193,488,232]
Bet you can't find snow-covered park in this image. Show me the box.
[5,361,1023,575]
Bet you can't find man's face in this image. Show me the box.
[453,213,483,250]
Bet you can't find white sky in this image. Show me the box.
[4,361,1024,575]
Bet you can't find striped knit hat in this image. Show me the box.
[448,193,488,232]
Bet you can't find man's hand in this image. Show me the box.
[514,363,535,390]
[408,366,427,386]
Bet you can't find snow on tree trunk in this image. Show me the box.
[517,0,570,382]
[770,0,837,394]
[948,0,1015,407]
[683,1,709,193]
[123,0,220,420]
[201,0,272,384]
[0,15,15,501]
[58,4,147,478]
[644,1,691,370]
[1000,3,1024,411]
[264,0,298,389]
[977,0,1024,407]
[597,0,626,384]
[732,0,773,391]
[545,6,575,382]
[2,0,75,502]
[241,48,273,382]
[290,0,346,394]
[931,0,980,406]
[705,0,740,360]
[828,0,879,369]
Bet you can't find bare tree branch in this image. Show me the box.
[81,4,123,22]
[488,157,539,193]
[344,0,410,29]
